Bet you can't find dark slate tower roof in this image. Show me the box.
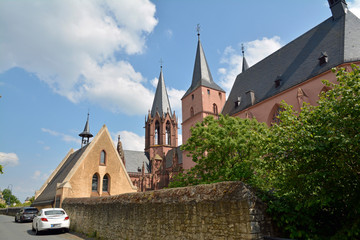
[79,113,93,147]
[222,2,360,116]
[79,113,93,139]
[242,44,249,73]
[183,35,224,98]
[150,67,172,118]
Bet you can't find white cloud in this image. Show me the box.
[151,77,158,88]
[0,152,19,166]
[41,128,81,145]
[0,0,158,115]
[165,29,173,39]
[349,0,360,17]
[218,36,282,92]
[113,131,145,151]
[32,170,52,180]
[168,87,185,118]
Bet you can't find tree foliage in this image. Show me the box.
[169,114,269,187]
[170,66,360,239]
[2,189,21,206]
[261,65,360,239]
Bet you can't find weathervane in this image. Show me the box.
[196,24,200,39]
[159,58,163,68]
[242,43,245,57]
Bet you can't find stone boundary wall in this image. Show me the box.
[62,181,274,240]
[0,207,21,216]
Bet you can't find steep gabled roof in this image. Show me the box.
[222,10,360,116]
[183,37,224,98]
[151,67,172,118]
[33,125,136,206]
[32,145,89,206]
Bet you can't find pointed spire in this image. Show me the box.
[79,112,93,147]
[117,135,125,167]
[242,44,249,72]
[183,27,224,98]
[150,65,173,118]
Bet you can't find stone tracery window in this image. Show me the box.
[154,121,160,145]
[213,103,218,115]
[271,105,284,125]
[102,174,109,192]
[166,121,171,145]
[92,173,99,192]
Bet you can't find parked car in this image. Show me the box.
[15,207,38,223]
[32,208,70,235]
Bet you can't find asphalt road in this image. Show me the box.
[0,215,93,240]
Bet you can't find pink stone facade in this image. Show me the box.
[182,86,226,169]
[232,63,358,125]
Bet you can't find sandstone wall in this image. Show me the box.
[62,181,274,240]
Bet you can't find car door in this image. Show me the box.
[33,210,41,227]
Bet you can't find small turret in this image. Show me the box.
[79,113,93,147]
[242,44,249,72]
[117,135,125,167]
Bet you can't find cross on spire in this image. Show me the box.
[196,24,200,39]
[159,58,163,69]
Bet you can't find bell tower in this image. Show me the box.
[145,66,178,187]
[181,29,226,169]
[79,113,93,148]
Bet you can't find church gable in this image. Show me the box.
[66,125,137,198]
[33,124,136,208]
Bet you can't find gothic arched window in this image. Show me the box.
[155,121,160,145]
[100,150,106,165]
[166,121,171,145]
[270,104,284,126]
[213,103,218,115]
[92,173,99,192]
[102,174,109,192]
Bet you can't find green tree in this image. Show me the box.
[0,165,3,174]
[261,65,360,239]
[170,114,269,187]
[2,189,21,206]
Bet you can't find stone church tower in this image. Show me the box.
[145,66,178,189]
[181,33,226,169]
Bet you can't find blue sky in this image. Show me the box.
[1,0,360,202]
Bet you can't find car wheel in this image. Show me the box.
[14,216,17,223]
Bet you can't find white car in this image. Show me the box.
[32,208,70,235]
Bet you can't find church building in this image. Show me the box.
[33,0,360,198]
[32,115,137,209]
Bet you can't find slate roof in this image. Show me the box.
[32,145,89,206]
[222,10,360,116]
[165,146,183,168]
[183,37,224,99]
[151,67,172,118]
[124,150,150,173]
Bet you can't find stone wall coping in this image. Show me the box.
[63,181,261,205]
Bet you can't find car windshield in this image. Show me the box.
[44,210,65,216]
[24,209,38,213]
